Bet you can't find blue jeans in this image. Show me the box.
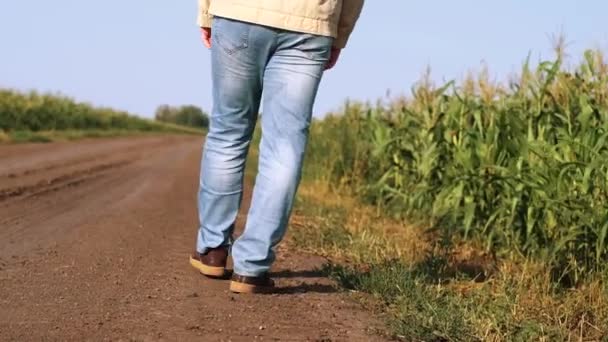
[196,17,333,277]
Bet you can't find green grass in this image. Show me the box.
[289,188,608,341]
[0,128,203,144]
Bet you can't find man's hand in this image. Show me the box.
[325,47,342,70]
[202,27,212,49]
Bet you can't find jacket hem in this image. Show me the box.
[209,3,338,38]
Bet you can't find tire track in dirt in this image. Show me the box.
[0,136,387,341]
[0,159,131,202]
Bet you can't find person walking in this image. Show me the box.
[189,0,364,294]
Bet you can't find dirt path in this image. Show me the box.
[0,136,386,341]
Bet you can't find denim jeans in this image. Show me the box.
[196,17,333,277]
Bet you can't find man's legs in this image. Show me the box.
[196,18,274,255]
[231,32,333,277]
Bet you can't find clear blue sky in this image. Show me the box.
[1,1,606,118]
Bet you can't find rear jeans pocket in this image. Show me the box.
[213,17,250,55]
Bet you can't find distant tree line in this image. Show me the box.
[0,88,198,134]
[155,105,209,129]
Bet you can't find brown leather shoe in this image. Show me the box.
[230,273,275,294]
[189,247,228,278]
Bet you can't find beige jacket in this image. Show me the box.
[197,0,364,49]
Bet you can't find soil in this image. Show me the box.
[0,136,387,341]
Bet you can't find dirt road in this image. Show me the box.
[0,136,385,341]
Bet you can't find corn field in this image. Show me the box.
[0,89,198,134]
[306,49,608,283]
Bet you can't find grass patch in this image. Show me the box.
[289,183,608,341]
[0,128,203,144]
[7,130,55,143]
[325,263,472,341]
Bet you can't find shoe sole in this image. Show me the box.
[229,281,273,294]
[189,256,225,278]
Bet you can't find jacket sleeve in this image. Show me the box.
[197,0,212,28]
[334,0,364,49]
